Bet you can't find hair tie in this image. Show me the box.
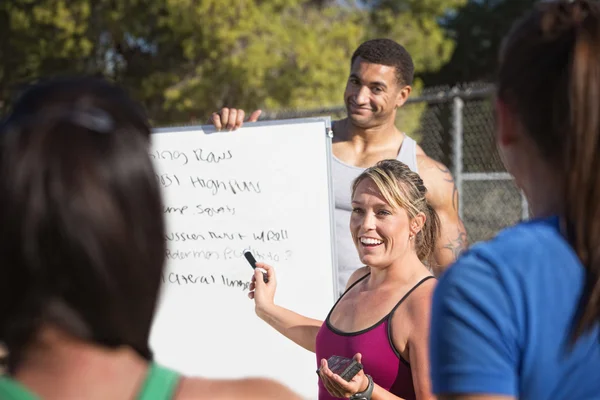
[0,106,115,135]
[66,107,115,134]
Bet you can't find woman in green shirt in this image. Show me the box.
[0,77,300,400]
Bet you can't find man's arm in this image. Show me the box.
[418,156,468,276]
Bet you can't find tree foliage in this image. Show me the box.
[1,0,466,125]
[421,0,539,86]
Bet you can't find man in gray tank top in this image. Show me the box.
[210,39,467,294]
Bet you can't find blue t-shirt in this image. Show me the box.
[430,216,600,399]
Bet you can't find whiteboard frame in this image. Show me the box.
[152,116,340,298]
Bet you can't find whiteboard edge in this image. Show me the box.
[322,117,340,299]
[153,117,334,135]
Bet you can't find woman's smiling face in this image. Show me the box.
[350,178,414,269]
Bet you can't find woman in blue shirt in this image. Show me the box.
[430,1,600,399]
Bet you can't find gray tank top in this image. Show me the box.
[332,135,418,294]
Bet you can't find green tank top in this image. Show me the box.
[0,362,180,399]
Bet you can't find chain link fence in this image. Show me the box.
[261,84,528,244]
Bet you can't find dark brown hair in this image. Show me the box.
[351,39,415,86]
[352,159,441,267]
[498,0,600,339]
[0,77,165,370]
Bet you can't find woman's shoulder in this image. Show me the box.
[433,217,581,321]
[176,376,302,400]
[344,266,370,291]
[399,275,437,320]
[454,216,577,281]
[482,216,565,254]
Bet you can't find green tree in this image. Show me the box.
[364,0,467,74]
[0,0,170,115]
[153,0,366,124]
[0,0,465,127]
[0,0,92,111]
[421,0,539,86]
[357,0,468,142]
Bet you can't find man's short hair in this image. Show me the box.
[351,38,414,86]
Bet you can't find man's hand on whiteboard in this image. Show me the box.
[209,108,262,131]
[248,262,276,313]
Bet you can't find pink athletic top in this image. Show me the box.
[315,274,435,400]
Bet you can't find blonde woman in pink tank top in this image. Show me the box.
[249,159,439,400]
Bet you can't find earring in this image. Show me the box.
[409,235,414,240]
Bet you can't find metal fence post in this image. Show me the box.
[452,94,464,220]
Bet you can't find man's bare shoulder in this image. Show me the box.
[416,153,449,178]
[417,154,468,272]
[177,376,302,400]
[416,154,456,209]
[331,118,350,143]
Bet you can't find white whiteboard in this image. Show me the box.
[149,118,337,399]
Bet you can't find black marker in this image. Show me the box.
[244,251,269,283]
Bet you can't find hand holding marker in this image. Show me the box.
[244,251,269,283]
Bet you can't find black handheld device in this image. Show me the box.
[244,251,269,283]
[323,355,363,382]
